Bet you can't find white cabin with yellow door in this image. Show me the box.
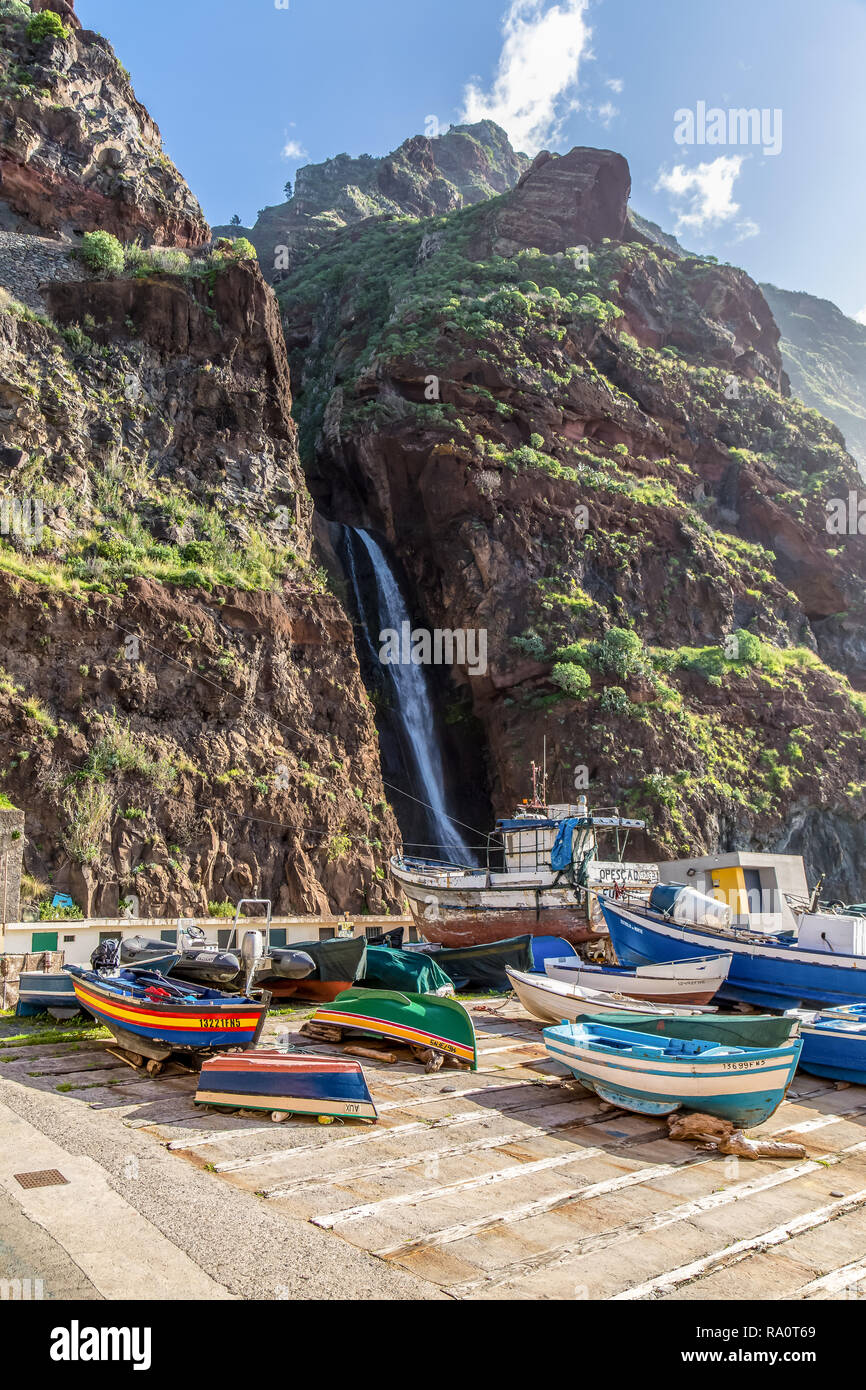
[657,851,810,932]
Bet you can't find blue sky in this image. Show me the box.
[78,0,866,318]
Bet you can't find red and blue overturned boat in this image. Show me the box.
[195,1050,378,1121]
[66,966,267,1060]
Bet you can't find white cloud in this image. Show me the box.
[855,306,866,325]
[655,155,745,234]
[734,217,760,241]
[606,78,623,93]
[460,0,591,155]
[281,138,306,161]
[596,101,618,127]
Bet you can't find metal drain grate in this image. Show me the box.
[13,1169,69,1190]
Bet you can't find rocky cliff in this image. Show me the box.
[279,144,866,899]
[0,0,401,918]
[761,283,866,478]
[215,120,530,280]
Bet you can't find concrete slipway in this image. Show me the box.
[1,998,865,1302]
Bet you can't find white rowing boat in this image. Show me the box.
[505,966,714,1025]
[543,952,731,1004]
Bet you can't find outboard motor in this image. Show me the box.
[241,929,265,994]
[90,937,121,972]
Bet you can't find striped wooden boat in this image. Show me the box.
[796,1004,866,1085]
[66,967,267,1057]
[543,1021,802,1126]
[311,988,478,1069]
[506,965,711,1025]
[195,1051,378,1121]
[543,953,731,1004]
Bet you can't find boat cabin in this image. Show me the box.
[657,851,810,932]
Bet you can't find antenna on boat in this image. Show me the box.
[542,736,548,808]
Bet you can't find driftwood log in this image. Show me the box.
[344,1045,397,1064]
[299,1020,342,1043]
[666,1111,806,1159]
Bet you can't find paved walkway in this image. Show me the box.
[0,1078,442,1301]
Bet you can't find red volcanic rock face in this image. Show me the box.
[0,22,209,245]
[487,147,632,254]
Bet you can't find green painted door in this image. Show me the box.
[32,931,58,951]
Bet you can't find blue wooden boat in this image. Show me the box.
[529,936,578,972]
[16,970,80,1017]
[195,1050,378,1121]
[543,1020,802,1126]
[600,887,866,1009]
[66,966,267,1061]
[796,1005,866,1085]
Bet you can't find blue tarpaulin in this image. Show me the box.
[551,818,584,872]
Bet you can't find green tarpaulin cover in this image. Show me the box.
[362,946,454,996]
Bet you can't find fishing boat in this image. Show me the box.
[580,1010,801,1048]
[408,935,534,990]
[258,935,367,1002]
[600,885,866,1010]
[794,1005,866,1085]
[543,1020,802,1126]
[543,953,731,1004]
[195,1051,378,1121]
[310,988,478,1069]
[361,945,454,996]
[66,966,267,1062]
[506,965,712,1025]
[390,785,658,948]
[16,970,80,1017]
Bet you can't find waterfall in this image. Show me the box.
[341,526,475,865]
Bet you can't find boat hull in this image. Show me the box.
[68,970,267,1053]
[195,1051,378,1120]
[312,988,478,1068]
[543,1022,802,1126]
[395,863,600,945]
[266,978,354,1003]
[601,896,866,1009]
[799,1008,866,1085]
[506,966,708,1024]
[544,953,730,1004]
[16,971,79,1015]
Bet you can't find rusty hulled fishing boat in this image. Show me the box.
[390,795,658,947]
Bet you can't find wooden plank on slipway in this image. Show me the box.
[449,1136,866,1296]
[612,1187,866,1301]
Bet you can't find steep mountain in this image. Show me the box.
[761,284,866,476]
[0,1,401,918]
[214,120,530,279]
[278,145,866,900]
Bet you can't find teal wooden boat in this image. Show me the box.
[543,1020,802,1125]
[580,1011,801,1048]
[311,988,478,1068]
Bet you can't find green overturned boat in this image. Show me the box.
[311,988,478,1069]
[578,1011,800,1048]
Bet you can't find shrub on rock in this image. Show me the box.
[80,230,125,276]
